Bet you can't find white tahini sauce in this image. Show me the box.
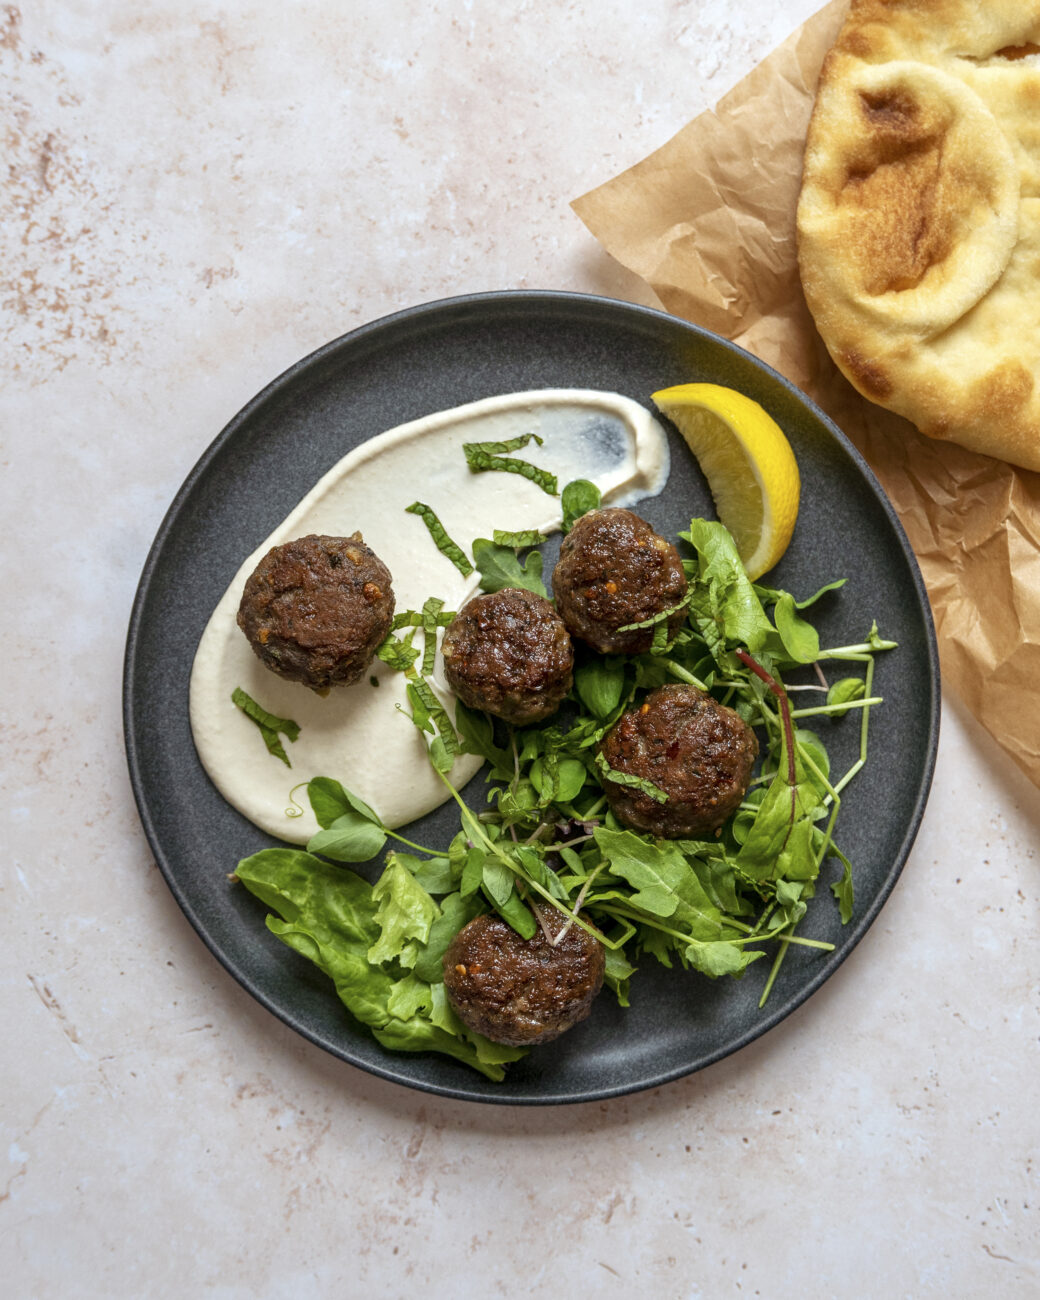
[189,389,670,843]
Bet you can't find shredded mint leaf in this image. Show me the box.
[405,502,474,576]
[594,751,669,803]
[616,593,691,633]
[493,528,548,549]
[463,433,558,495]
[421,597,444,675]
[408,676,460,756]
[561,479,601,531]
[231,687,300,767]
[467,432,544,456]
[471,537,548,596]
[377,631,421,673]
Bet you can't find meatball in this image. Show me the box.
[237,532,394,692]
[443,909,605,1046]
[599,684,758,838]
[441,587,574,725]
[551,508,688,654]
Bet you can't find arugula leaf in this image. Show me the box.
[680,519,773,658]
[602,942,637,1007]
[231,687,300,767]
[684,939,764,978]
[405,502,474,576]
[735,733,824,883]
[593,828,725,940]
[561,479,602,531]
[481,860,515,908]
[471,538,548,596]
[460,845,487,899]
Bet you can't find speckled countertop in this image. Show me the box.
[4,2,1040,1295]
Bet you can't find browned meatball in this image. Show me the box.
[599,684,758,838]
[441,587,574,725]
[237,533,394,692]
[551,508,688,654]
[443,909,605,1046]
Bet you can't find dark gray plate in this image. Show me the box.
[124,291,939,1104]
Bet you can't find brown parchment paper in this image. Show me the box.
[572,0,1040,789]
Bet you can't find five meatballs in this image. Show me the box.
[237,532,394,692]
[552,507,688,654]
[441,587,574,726]
[442,909,606,1046]
[598,683,758,839]
[239,506,764,1051]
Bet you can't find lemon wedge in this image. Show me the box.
[651,382,800,580]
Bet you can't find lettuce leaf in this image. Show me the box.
[235,848,525,1080]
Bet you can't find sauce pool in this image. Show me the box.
[189,389,670,842]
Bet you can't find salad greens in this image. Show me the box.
[235,486,895,1079]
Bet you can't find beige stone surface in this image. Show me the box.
[3,1,1039,1295]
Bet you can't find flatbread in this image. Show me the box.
[797,0,1040,469]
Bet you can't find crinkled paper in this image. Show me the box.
[572,0,1040,786]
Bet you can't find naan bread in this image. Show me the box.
[797,0,1040,469]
